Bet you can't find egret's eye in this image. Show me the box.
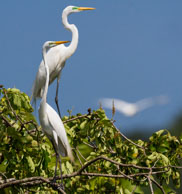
[49,43,54,46]
[72,7,79,10]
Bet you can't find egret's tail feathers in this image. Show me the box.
[155,95,169,105]
[67,145,74,163]
[57,139,74,162]
[30,87,42,112]
[31,79,43,102]
[31,96,37,112]
[31,96,36,106]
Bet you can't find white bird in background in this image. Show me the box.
[32,6,95,117]
[100,96,169,117]
[39,40,73,186]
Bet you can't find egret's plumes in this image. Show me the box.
[39,102,74,161]
[100,95,169,117]
[39,41,73,165]
[32,5,95,116]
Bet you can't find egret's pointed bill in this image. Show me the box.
[78,7,96,11]
[54,41,70,45]
[49,41,70,47]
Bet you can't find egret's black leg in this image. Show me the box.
[50,140,64,190]
[58,155,64,190]
[51,140,59,183]
[52,153,58,182]
[55,75,61,118]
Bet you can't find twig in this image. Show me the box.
[150,178,166,194]
[0,172,8,180]
[83,141,95,149]
[147,176,154,194]
[118,169,133,180]
[49,182,66,194]
[76,147,87,161]
[21,120,38,131]
[111,122,146,153]
[74,149,83,167]
[63,114,89,124]
[74,149,91,179]
[170,165,182,169]
[129,169,169,176]
[131,185,137,194]
[0,115,13,127]
[3,90,23,125]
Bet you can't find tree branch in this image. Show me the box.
[0,176,65,193]
[0,155,173,191]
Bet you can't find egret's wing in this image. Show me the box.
[135,98,155,111]
[52,130,58,146]
[31,62,46,100]
[44,46,65,83]
[100,98,130,114]
[154,95,169,105]
[31,45,65,100]
[135,95,169,111]
[46,104,73,161]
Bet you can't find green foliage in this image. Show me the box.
[0,87,182,193]
[0,87,55,192]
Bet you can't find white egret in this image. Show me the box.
[32,6,95,117]
[39,40,73,187]
[100,96,169,117]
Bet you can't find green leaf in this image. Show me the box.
[26,156,35,173]
[80,120,87,130]
[14,94,21,107]
[66,161,73,173]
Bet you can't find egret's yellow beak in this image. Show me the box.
[78,7,96,11]
[54,41,70,45]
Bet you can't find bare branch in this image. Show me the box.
[0,114,13,127]
[83,141,95,149]
[131,185,137,194]
[170,165,182,169]
[63,114,89,124]
[76,147,87,161]
[111,122,146,153]
[147,176,154,194]
[150,178,166,194]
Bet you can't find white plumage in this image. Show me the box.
[32,44,67,99]
[39,102,73,160]
[100,96,169,117]
[32,6,95,116]
[38,41,74,176]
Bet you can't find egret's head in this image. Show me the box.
[43,41,70,50]
[63,5,95,15]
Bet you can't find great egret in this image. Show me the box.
[100,96,169,117]
[32,6,95,117]
[39,40,73,187]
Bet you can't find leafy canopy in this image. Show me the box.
[0,86,181,193]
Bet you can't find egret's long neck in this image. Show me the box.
[40,47,49,111]
[62,12,79,58]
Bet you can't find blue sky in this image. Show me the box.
[0,1,182,133]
